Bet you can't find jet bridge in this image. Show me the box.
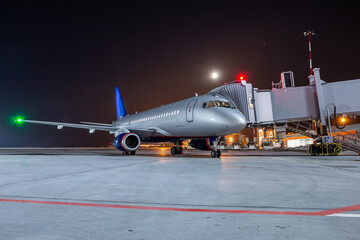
[208,68,360,154]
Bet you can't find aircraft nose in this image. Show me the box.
[208,108,247,134]
[228,111,247,131]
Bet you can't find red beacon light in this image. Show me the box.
[237,74,247,86]
[237,74,246,81]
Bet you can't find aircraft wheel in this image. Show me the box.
[177,147,183,154]
[216,150,221,158]
[211,150,217,158]
[130,151,136,155]
[171,146,178,155]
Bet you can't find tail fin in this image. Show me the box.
[115,86,127,119]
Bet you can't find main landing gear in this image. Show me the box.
[122,151,136,155]
[171,146,183,155]
[171,141,183,155]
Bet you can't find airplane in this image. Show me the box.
[16,87,247,158]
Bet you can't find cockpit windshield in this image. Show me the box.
[208,101,215,108]
[207,100,236,109]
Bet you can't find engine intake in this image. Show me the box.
[112,133,141,152]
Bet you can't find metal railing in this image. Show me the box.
[331,128,360,153]
[286,121,360,153]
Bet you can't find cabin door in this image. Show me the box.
[186,99,197,122]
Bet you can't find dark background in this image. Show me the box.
[1,1,359,147]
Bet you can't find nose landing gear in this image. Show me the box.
[211,149,221,158]
[210,137,222,158]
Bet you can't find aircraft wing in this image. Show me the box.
[22,120,120,133]
[20,119,171,137]
[126,127,171,138]
[79,122,171,137]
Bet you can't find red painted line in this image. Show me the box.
[316,204,360,216]
[0,198,359,216]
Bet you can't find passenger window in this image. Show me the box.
[202,102,207,108]
[208,101,215,108]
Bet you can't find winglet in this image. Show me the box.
[115,86,127,119]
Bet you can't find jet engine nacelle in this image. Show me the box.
[189,138,215,151]
[112,133,141,152]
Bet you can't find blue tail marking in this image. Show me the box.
[115,86,127,119]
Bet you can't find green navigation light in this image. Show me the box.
[13,116,25,125]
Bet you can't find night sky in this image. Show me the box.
[1,1,359,147]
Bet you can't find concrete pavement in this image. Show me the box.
[0,149,359,239]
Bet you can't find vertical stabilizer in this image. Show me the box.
[115,86,127,119]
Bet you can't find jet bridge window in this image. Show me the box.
[207,101,215,108]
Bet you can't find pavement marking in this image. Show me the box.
[316,204,360,216]
[328,214,360,218]
[1,198,360,216]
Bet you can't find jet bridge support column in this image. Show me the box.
[313,68,326,128]
[313,68,333,144]
[309,68,342,155]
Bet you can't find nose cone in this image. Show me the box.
[202,108,247,136]
[227,110,247,132]
[211,109,247,135]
